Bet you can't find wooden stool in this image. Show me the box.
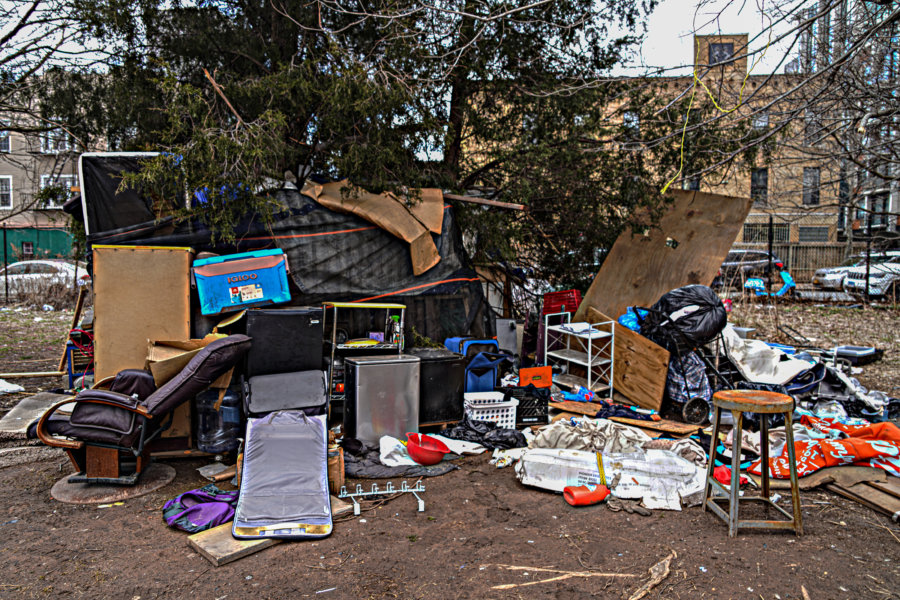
[703,390,803,537]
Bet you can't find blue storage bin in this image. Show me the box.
[193,249,291,315]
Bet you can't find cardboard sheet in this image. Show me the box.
[575,189,753,323]
[302,180,444,275]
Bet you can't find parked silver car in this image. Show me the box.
[0,260,90,298]
[842,255,900,298]
[812,251,900,290]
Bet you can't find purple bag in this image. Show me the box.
[162,484,239,533]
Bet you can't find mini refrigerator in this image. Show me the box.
[406,347,465,426]
[244,306,324,376]
[344,355,420,444]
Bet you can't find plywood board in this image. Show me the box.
[574,189,753,323]
[586,307,669,411]
[189,497,354,567]
[93,246,193,381]
[868,478,900,500]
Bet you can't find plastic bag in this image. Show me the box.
[640,285,727,354]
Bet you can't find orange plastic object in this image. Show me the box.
[563,485,610,506]
[406,433,451,466]
[519,366,552,388]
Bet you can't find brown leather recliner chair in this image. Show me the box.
[29,334,252,485]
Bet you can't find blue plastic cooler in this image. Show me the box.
[193,249,291,315]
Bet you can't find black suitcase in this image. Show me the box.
[244,307,324,376]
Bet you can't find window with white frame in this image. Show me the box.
[39,174,77,209]
[0,176,11,209]
[40,129,72,154]
[0,128,9,152]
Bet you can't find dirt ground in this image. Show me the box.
[1,302,899,599]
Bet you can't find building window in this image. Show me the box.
[40,129,72,154]
[0,129,9,153]
[869,191,889,228]
[752,113,769,130]
[682,176,700,191]
[709,42,735,65]
[744,223,790,243]
[39,174,77,209]
[798,226,829,242]
[750,168,768,205]
[0,176,11,209]
[21,241,34,257]
[802,167,820,205]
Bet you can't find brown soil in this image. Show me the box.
[1,304,899,599]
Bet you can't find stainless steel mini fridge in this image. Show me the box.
[344,355,420,444]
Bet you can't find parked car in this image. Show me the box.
[842,255,900,299]
[812,251,900,290]
[712,249,790,290]
[0,260,90,299]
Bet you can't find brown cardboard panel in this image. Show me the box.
[93,246,193,381]
[303,180,442,275]
[146,335,229,387]
[586,307,669,411]
[574,189,753,323]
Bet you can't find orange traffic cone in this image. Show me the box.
[563,484,611,506]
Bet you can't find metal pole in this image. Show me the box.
[767,215,774,293]
[3,225,8,303]
[865,218,872,305]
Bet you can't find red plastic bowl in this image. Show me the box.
[406,433,451,466]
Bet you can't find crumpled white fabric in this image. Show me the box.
[378,436,419,467]
[428,434,486,455]
[530,417,651,454]
[720,325,814,385]
[0,378,25,395]
[642,438,707,466]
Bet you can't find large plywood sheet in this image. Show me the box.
[574,189,753,322]
[93,246,193,381]
[586,308,669,411]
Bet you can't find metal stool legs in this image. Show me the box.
[703,404,802,536]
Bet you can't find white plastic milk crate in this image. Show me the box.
[463,392,519,430]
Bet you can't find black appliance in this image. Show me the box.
[407,347,465,426]
[244,307,324,376]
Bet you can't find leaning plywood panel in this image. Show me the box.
[586,307,669,412]
[93,245,193,381]
[574,189,753,323]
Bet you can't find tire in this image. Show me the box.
[682,397,710,425]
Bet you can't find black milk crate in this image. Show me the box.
[496,385,550,426]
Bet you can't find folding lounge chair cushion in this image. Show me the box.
[33,335,252,447]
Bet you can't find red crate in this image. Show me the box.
[542,289,583,315]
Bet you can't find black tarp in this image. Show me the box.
[80,154,159,234]
[82,182,487,341]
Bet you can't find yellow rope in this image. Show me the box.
[660,30,772,195]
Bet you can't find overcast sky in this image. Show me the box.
[625,0,802,76]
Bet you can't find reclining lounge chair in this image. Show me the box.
[29,334,252,485]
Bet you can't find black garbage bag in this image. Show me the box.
[639,285,727,355]
[442,414,527,450]
[341,438,458,479]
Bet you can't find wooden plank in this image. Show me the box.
[189,523,281,567]
[58,286,88,372]
[189,497,355,567]
[606,416,700,436]
[867,479,900,501]
[549,400,607,417]
[0,371,66,378]
[586,307,669,411]
[575,189,752,323]
[826,482,900,518]
[443,193,525,211]
[749,466,887,491]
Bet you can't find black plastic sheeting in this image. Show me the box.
[441,414,527,450]
[81,154,158,234]
[82,187,488,341]
[341,438,458,479]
